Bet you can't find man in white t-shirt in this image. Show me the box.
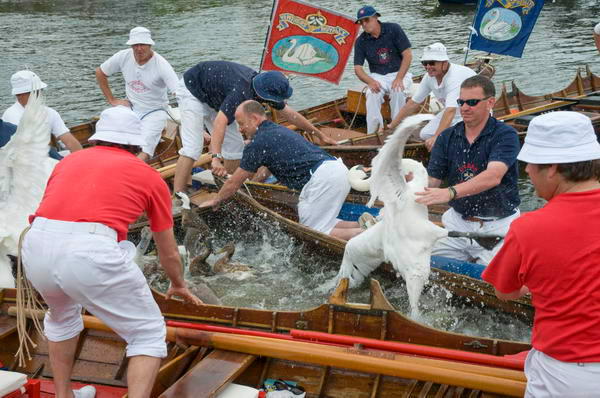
[2,70,82,156]
[95,26,179,161]
[387,42,476,151]
[594,22,600,53]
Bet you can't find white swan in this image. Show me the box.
[282,39,325,66]
[335,114,448,319]
[481,9,512,41]
[0,79,57,288]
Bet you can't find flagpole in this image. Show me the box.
[260,0,278,72]
[464,0,482,65]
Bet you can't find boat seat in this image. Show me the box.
[576,95,600,107]
[158,350,256,398]
[0,315,17,339]
[0,370,27,397]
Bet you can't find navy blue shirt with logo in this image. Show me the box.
[240,120,334,190]
[183,61,286,125]
[353,22,411,75]
[427,117,520,219]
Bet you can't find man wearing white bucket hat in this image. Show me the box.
[95,26,179,162]
[387,42,476,151]
[483,111,600,397]
[2,70,83,157]
[594,22,600,53]
[22,106,201,398]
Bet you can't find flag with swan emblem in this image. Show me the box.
[260,0,359,84]
[469,0,545,58]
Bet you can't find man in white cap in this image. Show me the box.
[482,111,600,397]
[595,22,600,53]
[415,75,520,265]
[22,106,201,398]
[2,70,82,157]
[387,42,476,151]
[353,5,413,134]
[95,26,179,162]
[173,60,336,193]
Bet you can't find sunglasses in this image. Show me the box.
[273,380,306,395]
[457,96,491,107]
[421,60,437,66]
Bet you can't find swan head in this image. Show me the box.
[348,165,371,192]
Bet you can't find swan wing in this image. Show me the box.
[367,114,434,207]
[0,81,56,257]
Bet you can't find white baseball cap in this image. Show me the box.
[517,111,600,164]
[421,42,449,62]
[10,70,48,95]
[89,106,145,146]
[126,26,155,46]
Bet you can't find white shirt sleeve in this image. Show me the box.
[2,103,23,125]
[100,49,127,76]
[412,75,433,104]
[159,58,179,94]
[46,107,69,138]
[442,65,476,108]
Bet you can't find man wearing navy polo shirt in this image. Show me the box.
[415,75,521,265]
[202,100,363,240]
[354,6,413,134]
[173,61,336,193]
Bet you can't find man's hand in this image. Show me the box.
[166,285,203,306]
[211,158,228,177]
[203,132,211,145]
[368,80,382,93]
[414,187,452,206]
[425,136,437,152]
[318,134,338,145]
[109,98,132,108]
[199,198,220,210]
[391,77,405,92]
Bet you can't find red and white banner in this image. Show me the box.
[260,0,359,85]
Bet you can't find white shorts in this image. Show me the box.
[525,349,600,397]
[418,110,462,141]
[133,108,169,157]
[22,218,167,358]
[432,207,520,265]
[176,78,244,160]
[298,158,350,234]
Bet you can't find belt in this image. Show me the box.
[31,217,117,240]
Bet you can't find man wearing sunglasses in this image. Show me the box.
[353,6,413,134]
[387,42,476,152]
[415,75,520,265]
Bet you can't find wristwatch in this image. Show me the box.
[212,153,223,160]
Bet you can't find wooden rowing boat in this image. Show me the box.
[191,184,533,322]
[0,280,530,397]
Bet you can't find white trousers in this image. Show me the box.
[133,108,169,157]
[298,158,350,234]
[431,207,520,265]
[525,349,600,397]
[22,218,167,358]
[365,72,413,134]
[176,78,244,160]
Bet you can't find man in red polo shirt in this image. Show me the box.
[482,111,600,396]
[22,106,201,398]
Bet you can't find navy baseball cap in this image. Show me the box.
[356,6,381,23]
[252,71,293,104]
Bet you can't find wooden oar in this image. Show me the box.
[12,308,525,396]
[157,153,211,179]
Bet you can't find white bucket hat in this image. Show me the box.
[421,42,449,62]
[517,111,600,164]
[10,70,48,95]
[89,106,145,146]
[126,26,155,46]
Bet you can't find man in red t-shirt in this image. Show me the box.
[482,111,600,396]
[22,106,201,398]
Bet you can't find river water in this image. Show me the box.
[2,0,598,341]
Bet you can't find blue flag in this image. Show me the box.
[469,0,544,58]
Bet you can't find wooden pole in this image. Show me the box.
[157,153,212,179]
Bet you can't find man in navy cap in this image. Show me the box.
[354,5,413,134]
[173,61,336,193]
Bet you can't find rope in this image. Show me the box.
[14,226,45,367]
[347,87,367,131]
